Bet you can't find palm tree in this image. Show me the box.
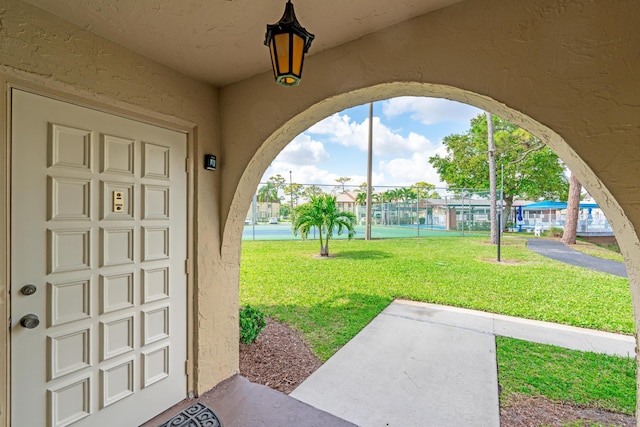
[354,191,367,224]
[383,189,398,225]
[371,193,383,225]
[398,187,416,224]
[292,194,357,257]
[257,183,278,218]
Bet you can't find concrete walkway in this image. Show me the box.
[291,300,635,427]
[527,238,627,277]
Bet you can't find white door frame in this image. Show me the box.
[0,79,196,426]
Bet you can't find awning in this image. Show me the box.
[523,200,600,210]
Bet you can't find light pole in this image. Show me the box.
[289,170,294,220]
[366,102,373,240]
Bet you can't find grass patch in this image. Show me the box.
[240,236,635,413]
[572,240,624,262]
[241,236,633,359]
[497,337,636,415]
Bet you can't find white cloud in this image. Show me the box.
[382,97,481,125]
[262,162,382,190]
[261,100,475,191]
[276,134,329,165]
[306,113,431,156]
[378,152,445,188]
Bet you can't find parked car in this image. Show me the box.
[245,218,252,225]
[268,217,278,224]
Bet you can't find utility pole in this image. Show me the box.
[366,102,373,240]
[289,170,293,219]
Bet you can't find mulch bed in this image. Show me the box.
[500,394,635,427]
[240,318,635,426]
[239,317,322,394]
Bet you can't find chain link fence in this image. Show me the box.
[244,183,496,240]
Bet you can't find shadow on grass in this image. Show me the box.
[332,250,393,260]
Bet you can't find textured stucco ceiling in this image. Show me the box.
[20,0,461,86]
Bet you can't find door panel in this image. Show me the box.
[11,90,187,427]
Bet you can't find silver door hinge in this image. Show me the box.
[185,359,192,375]
[185,259,191,275]
[185,158,189,172]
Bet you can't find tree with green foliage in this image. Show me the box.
[380,189,397,225]
[335,176,352,193]
[279,204,291,219]
[355,183,374,211]
[302,185,325,201]
[411,181,438,200]
[269,174,286,191]
[292,194,357,257]
[411,182,436,224]
[284,183,304,209]
[397,187,416,225]
[429,114,569,220]
[257,174,286,219]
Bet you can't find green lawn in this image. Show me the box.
[240,236,636,413]
[498,337,636,415]
[572,239,624,262]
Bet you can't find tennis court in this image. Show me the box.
[242,223,486,241]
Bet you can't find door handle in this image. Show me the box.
[19,314,40,329]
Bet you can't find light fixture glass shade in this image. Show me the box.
[265,1,314,87]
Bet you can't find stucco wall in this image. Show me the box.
[220,0,640,415]
[2,0,640,421]
[221,0,640,236]
[0,0,237,405]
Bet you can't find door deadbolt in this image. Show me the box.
[20,314,40,329]
[20,284,37,296]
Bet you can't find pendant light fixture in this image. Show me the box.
[264,1,315,86]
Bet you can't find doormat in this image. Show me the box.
[158,402,222,427]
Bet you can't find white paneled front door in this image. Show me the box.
[11,90,188,427]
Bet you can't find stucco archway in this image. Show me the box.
[218,0,639,414]
[224,81,640,418]
[224,80,639,301]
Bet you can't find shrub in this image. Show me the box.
[239,305,266,344]
[549,226,563,237]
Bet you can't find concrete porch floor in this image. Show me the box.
[141,374,357,427]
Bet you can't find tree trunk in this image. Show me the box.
[487,112,498,244]
[562,174,582,245]
[318,226,327,256]
[503,195,514,232]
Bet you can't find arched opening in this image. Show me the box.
[229,84,637,424]
[225,83,635,251]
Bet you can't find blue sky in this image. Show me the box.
[261,97,483,190]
